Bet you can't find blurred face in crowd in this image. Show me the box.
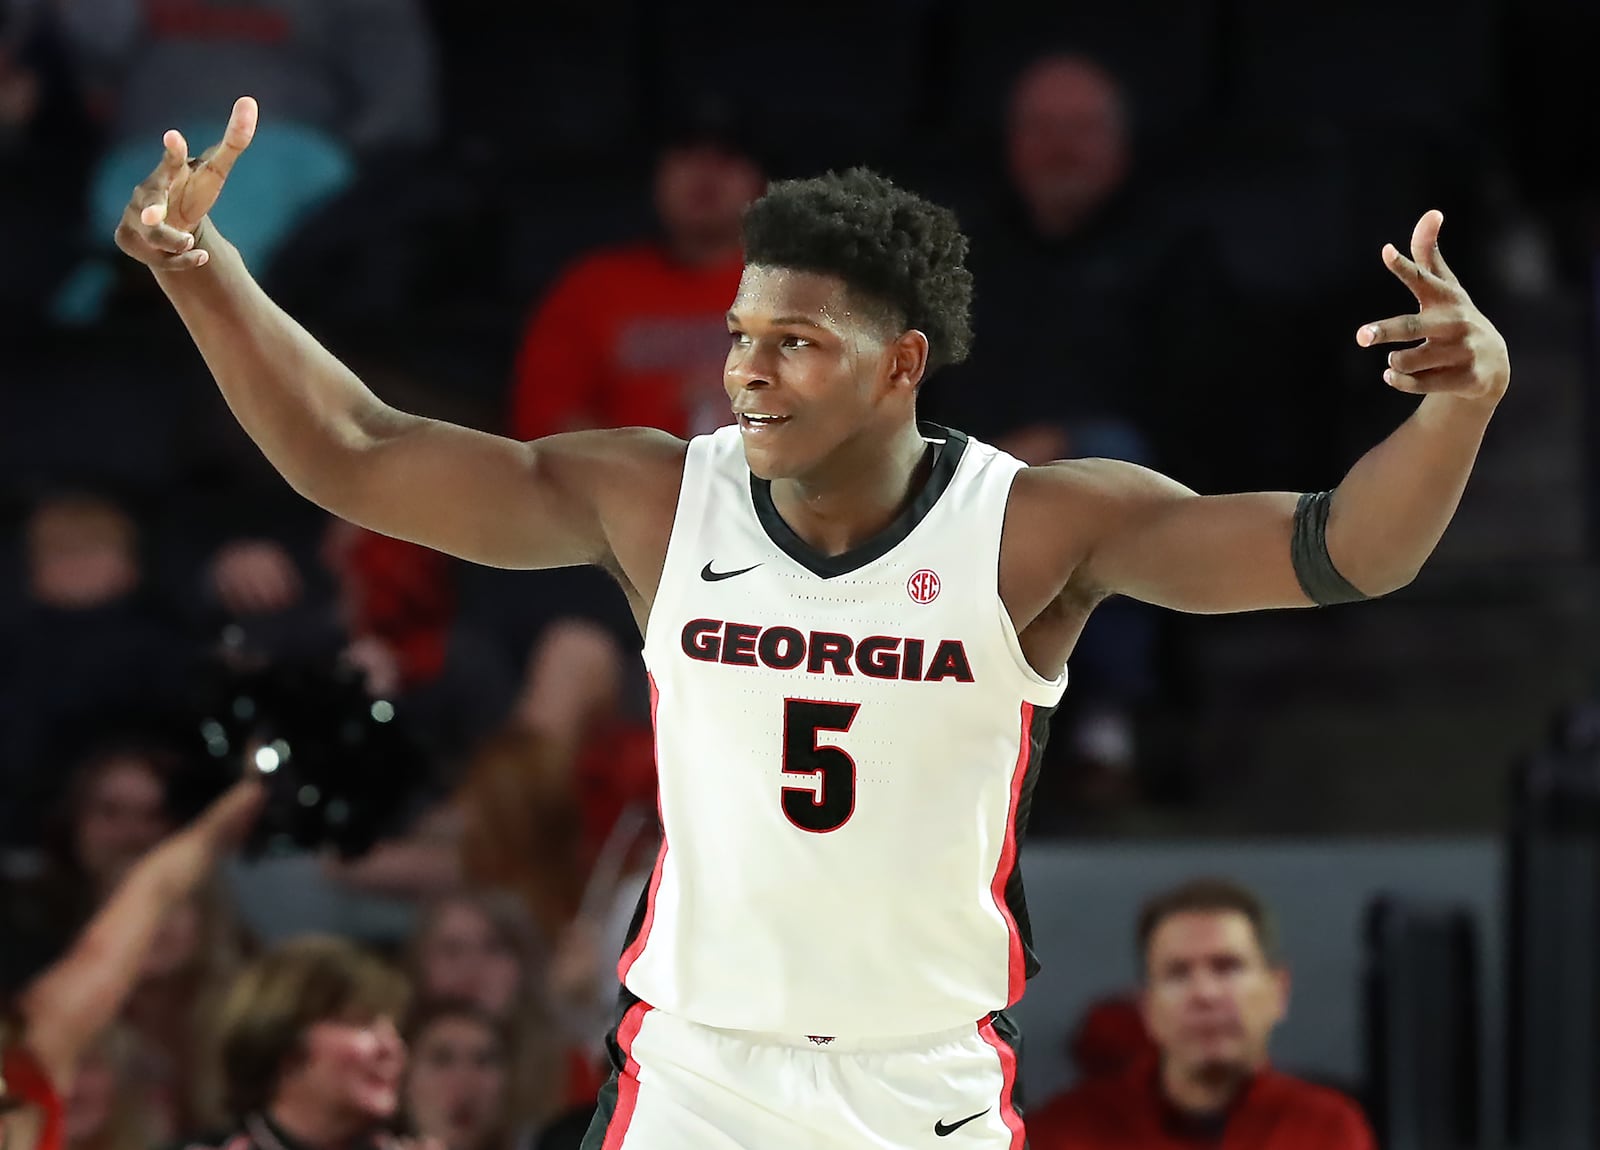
[418,904,524,1020]
[26,497,140,610]
[1141,909,1288,1080]
[1006,55,1129,239]
[403,1014,508,1150]
[277,1015,405,1127]
[74,757,171,888]
[655,142,764,263]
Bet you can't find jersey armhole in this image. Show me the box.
[991,461,1069,704]
[640,432,720,654]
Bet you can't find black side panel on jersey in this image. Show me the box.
[1005,703,1057,982]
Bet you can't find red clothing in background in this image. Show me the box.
[2,1043,65,1150]
[338,529,454,687]
[1027,1060,1375,1150]
[510,244,744,441]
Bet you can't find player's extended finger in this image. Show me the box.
[1411,208,1460,286]
[1383,366,1474,395]
[1380,242,1442,303]
[196,96,259,181]
[1358,311,1420,347]
[1386,339,1470,376]
[1357,310,1469,348]
[1409,210,1445,272]
[139,129,189,225]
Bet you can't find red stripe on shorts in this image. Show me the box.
[977,1015,1026,1150]
[600,1001,653,1150]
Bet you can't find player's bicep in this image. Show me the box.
[1064,461,1312,614]
[331,420,667,571]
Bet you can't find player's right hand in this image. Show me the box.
[113,95,257,271]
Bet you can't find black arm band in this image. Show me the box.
[1290,490,1370,606]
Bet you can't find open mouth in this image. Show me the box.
[738,413,791,430]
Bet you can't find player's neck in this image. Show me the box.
[768,422,931,558]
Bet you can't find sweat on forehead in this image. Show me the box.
[732,265,904,334]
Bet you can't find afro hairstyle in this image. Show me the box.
[740,168,974,373]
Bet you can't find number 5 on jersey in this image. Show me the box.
[782,699,859,833]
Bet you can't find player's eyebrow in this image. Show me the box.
[726,311,830,330]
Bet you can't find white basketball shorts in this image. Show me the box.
[579,992,1028,1149]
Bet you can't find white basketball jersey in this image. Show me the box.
[623,424,1067,1037]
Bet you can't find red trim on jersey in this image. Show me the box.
[990,702,1033,1004]
[617,677,668,983]
[977,1016,1026,1149]
[600,1001,653,1150]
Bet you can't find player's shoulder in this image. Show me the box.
[1007,455,1197,536]
[564,425,690,481]
[1013,456,1186,502]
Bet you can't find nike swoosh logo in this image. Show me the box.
[934,1109,991,1137]
[700,562,762,582]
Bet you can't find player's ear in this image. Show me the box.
[888,329,930,394]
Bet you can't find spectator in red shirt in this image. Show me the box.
[509,107,766,443]
[1028,878,1375,1150]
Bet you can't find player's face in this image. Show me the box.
[1140,911,1287,1077]
[725,266,917,481]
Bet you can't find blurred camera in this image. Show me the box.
[166,654,430,859]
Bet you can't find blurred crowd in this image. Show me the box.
[4,766,1378,1150]
[4,0,1588,841]
[0,1,1596,1148]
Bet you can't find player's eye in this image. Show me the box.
[728,331,750,346]
[782,335,811,349]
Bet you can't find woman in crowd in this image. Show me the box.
[405,894,568,1130]
[401,1002,514,1150]
[120,874,251,1140]
[60,1027,151,1150]
[0,775,263,1150]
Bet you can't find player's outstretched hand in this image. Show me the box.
[1355,210,1510,404]
[113,95,258,271]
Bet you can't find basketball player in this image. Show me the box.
[114,98,1510,1150]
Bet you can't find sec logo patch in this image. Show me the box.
[907,569,941,604]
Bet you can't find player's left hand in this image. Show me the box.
[1355,210,1510,405]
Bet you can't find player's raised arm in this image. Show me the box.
[1023,210,1511,615]
[113,97,681,572]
